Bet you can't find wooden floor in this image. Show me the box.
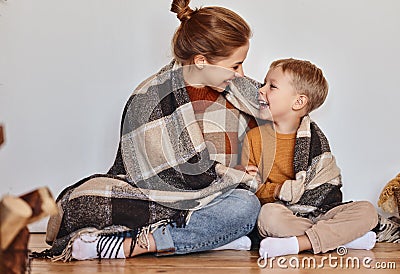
[28,233,399,273]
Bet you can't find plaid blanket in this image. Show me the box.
[42,61,263,259]
[279,116,343,220]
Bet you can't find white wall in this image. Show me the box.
[1,0,399,231]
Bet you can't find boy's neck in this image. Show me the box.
[274,116,302,134]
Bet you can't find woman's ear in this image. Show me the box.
[193,55,207,69]
[293,94,308,111]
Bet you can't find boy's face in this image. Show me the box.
[259,66,299,120]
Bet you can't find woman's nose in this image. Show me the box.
[235,66,244,77]
[234,72,243,78]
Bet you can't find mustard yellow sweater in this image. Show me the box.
[241,123,296,205]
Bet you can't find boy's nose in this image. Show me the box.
[258,89,267,100]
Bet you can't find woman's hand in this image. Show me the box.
[233,165,246,172]
[244,165,262,185]
[244,165,258,176]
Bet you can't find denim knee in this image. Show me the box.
[230,189,261,228]
[154,189,261,255]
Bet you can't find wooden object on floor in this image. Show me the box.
[1,227,30,274]
[0,188,58,274]
[0,188,57,250]
[0,195,32,250]
[20,187,58,225]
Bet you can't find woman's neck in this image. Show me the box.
[182,65,205,88]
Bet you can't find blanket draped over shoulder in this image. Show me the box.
[39,61,262,260]
[279,116,343,220]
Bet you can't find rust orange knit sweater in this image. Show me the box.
[186,85,257,162]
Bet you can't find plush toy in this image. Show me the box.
[374,174,400,243]
[378,173,400,215]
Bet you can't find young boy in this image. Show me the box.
[241,58,378,259]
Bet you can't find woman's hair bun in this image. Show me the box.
[171,0,194,22]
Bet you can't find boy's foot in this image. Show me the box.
[213,236,251,251]
[259,236,299,258]
[343,231,377,250]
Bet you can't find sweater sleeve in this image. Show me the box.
[241,131,257,167]
[256,182,281,205]
[242,129,280,204]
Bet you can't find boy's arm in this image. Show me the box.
[277,172,306,204]
[241,131,283,203]
[256,183,282,204]
[278,155,342,206]
[240,132,263,191]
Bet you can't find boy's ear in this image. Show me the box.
[293,94,308,111]
[193,55,207,69]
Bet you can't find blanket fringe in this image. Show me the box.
[137,219,172,252]
[51,226,132,262]
[51,227,100,262]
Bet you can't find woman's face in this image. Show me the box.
[202,43,250,92]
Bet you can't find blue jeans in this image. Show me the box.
[152,189,261,255]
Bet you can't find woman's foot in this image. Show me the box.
[213,236,251,251]
[72,234,126,260]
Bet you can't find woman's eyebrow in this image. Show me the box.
[235,61,244,65]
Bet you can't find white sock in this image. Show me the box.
[72,234,126,260]
[259,236,299,258]
[213,236,252,251]
[343,231,376,250]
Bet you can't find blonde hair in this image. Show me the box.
[170,0,251,64]
[270,58,328,113]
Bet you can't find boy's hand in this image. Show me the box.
[273,184,283,200]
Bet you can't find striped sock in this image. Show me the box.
[72,234,125,260]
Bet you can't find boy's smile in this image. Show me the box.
[258,66,299,121]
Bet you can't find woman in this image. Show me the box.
[40,0,267,261]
